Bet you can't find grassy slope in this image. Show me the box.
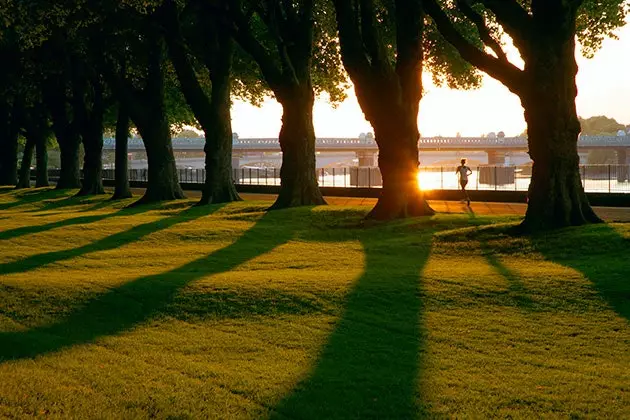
[1,187,629,419]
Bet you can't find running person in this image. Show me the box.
[456,158,473,206]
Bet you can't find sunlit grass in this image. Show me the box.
[1,187,629,418]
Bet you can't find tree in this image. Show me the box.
[16,135,34,189]
[22,103,52,188]
[102,4,196,204]
[111,88,133,200]
[175,128,202,138]
[424,0,628,230]
[160,0,241,205]
[0,98,20,186]
[224,0,347,209]
[332,0,480,219]
[579,116,625,135]
[0,14,21,186]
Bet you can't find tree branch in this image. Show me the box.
[359,0,389,70]
[456,0,508,62]
[331,0,372,81]
[160,0,214,131]
[225,2,285,89]
[477,0,532,52]
[424,0,525,93]
[257,1,297,82]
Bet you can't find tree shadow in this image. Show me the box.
[479,239,536,312]
[0,188,72,212]
[272,223,434,419]
[0,207,303,362]
[531,224,630,323]
[0,204,223,276]
[0,205,150,242]
[25,194,107,213]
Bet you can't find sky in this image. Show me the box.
[229,19,630,139]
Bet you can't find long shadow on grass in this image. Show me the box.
[532,224,630,323]
[0,204,149,241]
[0,188,72,212]
[0,204,211,275]
[273,226,433,419]
[480,239,536,312]
[0,208,299,361]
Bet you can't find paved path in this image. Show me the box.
[128,189,630,222]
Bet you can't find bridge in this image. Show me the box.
[102,134,630,166]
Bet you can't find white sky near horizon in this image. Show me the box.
[227,20,630,139]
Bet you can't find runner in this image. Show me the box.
[456,158,473,206]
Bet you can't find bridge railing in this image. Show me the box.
[101,135,630,150]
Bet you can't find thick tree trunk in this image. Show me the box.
[162,6,240,205]
[520,19,601,231]
[112,102,132,200]
[270,85,326,210]
[522,100,601,231]
[128,34,185,205]
[56,138,81,189]
[135,122,185,204]
[35,134,49,188]
[16,137,35,189]
[368,122,435,220]
[199,88,241,205]
[76,83,105,196]
[0,100,20,186]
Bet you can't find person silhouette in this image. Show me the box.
[456,158,473,206]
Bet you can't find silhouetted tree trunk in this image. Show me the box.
[77,79,105,196]
[35,133,49,188]
[520,21,601,230]
[16,136,35,189]
[0,100,19,186]
[112,101,132,200]
[332,0,434,219]
[369,117,434,219]
[271,84,324,209]
[162,2,240,205]
[126,35,184,204]
[44,78,82,189]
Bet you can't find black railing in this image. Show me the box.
[90,165,630,193]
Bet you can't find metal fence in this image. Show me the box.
[94,164,630,194]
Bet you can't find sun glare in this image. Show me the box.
[416,171,435,191]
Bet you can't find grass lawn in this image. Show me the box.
[1,187,629,418]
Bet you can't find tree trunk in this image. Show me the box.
[368,121,435,220]
[0,100,19,186]
[331,0,432,220]
[16,137,35,189]
[162,5,240,205]
[520,17,601,231]
[76,82,105,196]
[128,34,185,205]
[0,132,18,186]
[270,85,326,210]
[135,121,185,204]
[35,133,49,187]
[199,80,241,205]
[111,102,132,200]
[56,138,81,189]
